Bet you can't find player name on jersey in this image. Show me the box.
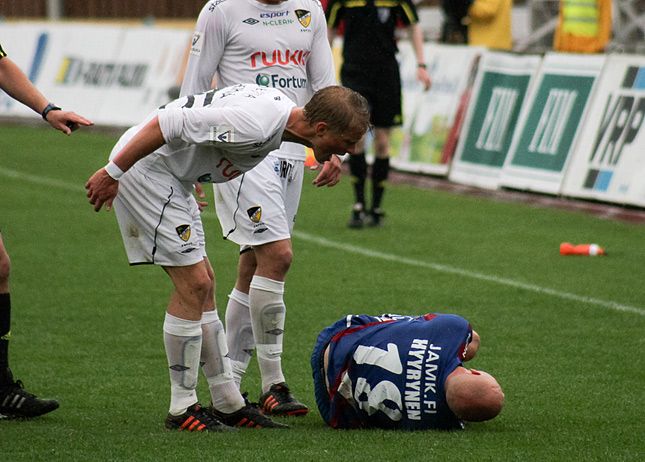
[405,339,441,420]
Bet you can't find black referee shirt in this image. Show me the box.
[325,0,419,65]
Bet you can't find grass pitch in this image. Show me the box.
[1,124,643,461]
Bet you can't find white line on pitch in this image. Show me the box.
[2,165,643,316]
[292,230,645,317]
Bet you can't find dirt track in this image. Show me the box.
[385,168,645,226]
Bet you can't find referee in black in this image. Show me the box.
[326,0,431,228]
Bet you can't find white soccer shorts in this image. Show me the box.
[213,155,304,248]
[113,167,207,267]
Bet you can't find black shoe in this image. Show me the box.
[211,403,289,428]
[259,382,308,417]
[348,206,365,229]
[241,391,259,408]
[367,209,385,227]
[0,379,59,419]
[165,403,237,432]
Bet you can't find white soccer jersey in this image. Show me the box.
[110,84,295,192]
[180,0,336,160]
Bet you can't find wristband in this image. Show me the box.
[104,161,125,180]
[41,103,61,120]
[417,63,427,69]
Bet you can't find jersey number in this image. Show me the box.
[341,343,404,422]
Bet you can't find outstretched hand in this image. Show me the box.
[47,110,94,135]
[85,168,118,212]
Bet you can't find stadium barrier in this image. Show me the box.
[0,22,190,126]
[1,22,644,209]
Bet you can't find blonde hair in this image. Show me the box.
[303,85,371,136]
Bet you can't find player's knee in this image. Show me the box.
[255,242,292,279]
[184,272,213,303]
[272,246,292,276]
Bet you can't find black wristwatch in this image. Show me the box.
[42,103,61,120]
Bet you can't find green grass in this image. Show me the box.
[1,124,644,461]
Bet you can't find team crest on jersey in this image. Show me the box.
[210,125,235,143]
[377,7,391,24]
[295,10,311,28]
[190,32,203,56]
[247,206,262,223]
[176,224,191,242]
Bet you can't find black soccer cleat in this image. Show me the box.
[348,206,365,229]
[259,382,308,417]
[367,209,385,227]
[0,379,59,419]
[165,403,237,432]
[211,403,289,429]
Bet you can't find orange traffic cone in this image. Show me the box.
[560,243,605,256]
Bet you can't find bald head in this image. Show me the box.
[446,369,504,422]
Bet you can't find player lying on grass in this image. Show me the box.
[85,84,370,431]
[312,313,504,430]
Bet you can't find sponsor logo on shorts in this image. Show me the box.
[247,206,262,223]
[278,160,294,180]
[295,10,311,28]
[176,224,191,242]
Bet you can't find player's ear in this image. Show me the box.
[314,121,330,136]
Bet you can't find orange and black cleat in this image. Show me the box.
[165,403,237,432]
[259,382,308,417]
[211,403,289,429]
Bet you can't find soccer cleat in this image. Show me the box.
[259,382,308,417]
[348,206,365,229]
[367,209,385,227]
[211,403,289,429]
[241,391,259,409]
[165,403,237,432]
[0,379,59,419]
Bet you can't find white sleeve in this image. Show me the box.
[157,99,286,146]
[157,108,186,143]
[180,5,229,97]
[307,1,337,92]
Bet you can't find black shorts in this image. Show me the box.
[341,60,402,128]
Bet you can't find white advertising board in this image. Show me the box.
[394,43,483,176]
[560,54,645,207]
[0,23,191,126]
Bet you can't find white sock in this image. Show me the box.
[249,275,286,393]
[163,313,202,416]
[201,310,244,414]
[200,310,244,414]
[224,289,254,390]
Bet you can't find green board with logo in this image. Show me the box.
[449,52,542,190]
[500,53,606,195]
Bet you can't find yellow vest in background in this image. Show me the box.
[466,0,513,50]
[554,0,612,53]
